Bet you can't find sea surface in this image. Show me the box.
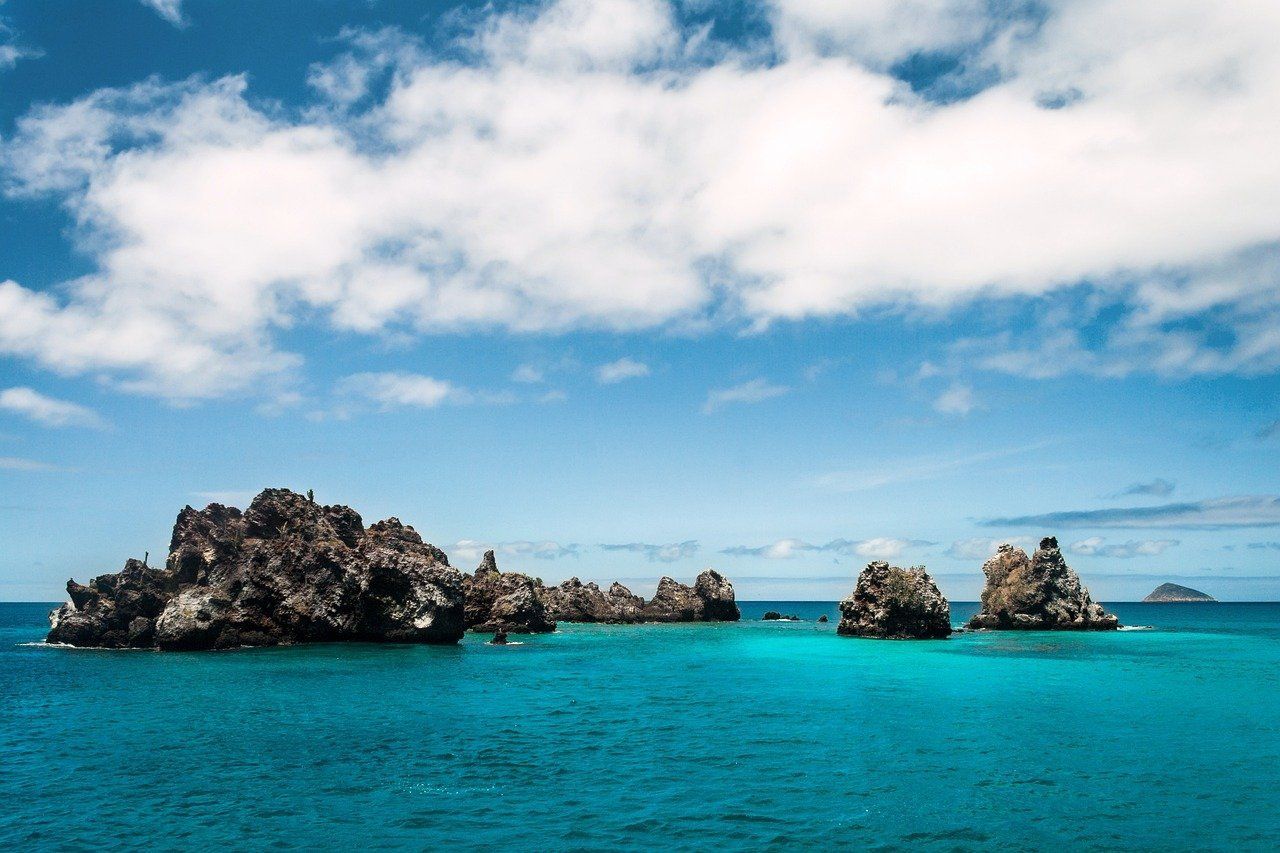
[3,600,1279,851]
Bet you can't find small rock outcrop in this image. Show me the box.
[460,551,556,633]
[762,611,799,621]
[640,570,740,622]
[489,630,509,645]
[968,538,1119,630]
[1143,583,1215,602]
[817,614,829,623]
[542,577,644,623]
[838,562,951,639]
[48,489,466,650]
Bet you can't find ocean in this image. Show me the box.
[3,600,1279,850]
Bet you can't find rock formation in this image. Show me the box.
[542,577,644,623]
[48,488,466,650]
[817,614,829,623]
[837,561,951,639]
[968,537,1119,630]
[489,630,509,645]
[1143,582,1215,602]
[762,611,799,621]
[460,551,556,633]
[640,570,740,622]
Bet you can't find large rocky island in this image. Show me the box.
[1143,583,1216,602]
[837,561,951,639]
[968,537,1119,630]
[46,489,741,649]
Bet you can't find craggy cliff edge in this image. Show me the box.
[47,489,741,649]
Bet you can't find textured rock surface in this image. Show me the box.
[543,577,643,623]
[968,538,1119,630]
[640,570,740,622]
[762,611,799,621]
[1143,582,1215,602]
[461,551,556,633]
[838,562,951,639]
[48,488,466,649]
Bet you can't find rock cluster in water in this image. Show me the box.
[1142,582,1215,602]
[968,538,1119,630]
[837,561,952,639]
[762,611,799,621]
[48,489,465,650]
[47,489,743,648]
[461,550,556,633]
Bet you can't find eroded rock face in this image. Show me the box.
[967,538,1119,630]
[838,561,951,639]
[460,551,556,633]
[543,577,643,623]
[47,489,466,649]
[641,569,740,622]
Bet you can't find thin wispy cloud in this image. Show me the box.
[982,496,1280,530]
[721,537,933,561]
[600,541,699,562]
[702,379,789,414]
[1109,478,1176,498]
[450,539,582,564]
[814,441,1053,493]
[139,0,186,27]
[1256,420,1280,440]
[933,383,979,416]
[511,364,544,384]
[0,387,104,428]
[596,357,650,384]
[0,456,60,472]
[945,536,1038,561]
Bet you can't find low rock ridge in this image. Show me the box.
[48,488,465,650]
[838,561,951,639]
[1143,582,1215,602]
[968,537,1119,630]
[461,551,556,634]
[640,570,740,622]
[542,577,644,624]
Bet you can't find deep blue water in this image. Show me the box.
[3,600,1280,851]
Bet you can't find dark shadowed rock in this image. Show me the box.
[461,551,556,633]
[47,488,466,650]
[543,577,643,623]
[641,569,740,622]
[968,537,1119,630]
[838,561,951,639]
[489,629,508,645]
[1143,582,1215,602]
[762,611,799,621]
[817,614,829,623]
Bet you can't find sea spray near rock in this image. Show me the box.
[968,537,1118,630]
[837,561,951,639]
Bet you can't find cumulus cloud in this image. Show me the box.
[450,538,582,564]
[983,496,1280,529]
[595,357,650,384]
[1068,537,1179,559]
[1,0,1279,399]
[338,372,456,409]
[600,540,699,562]
[945,536,1038,561]
[1109,478,1175,498]
[702,378,789,413]
[0,387,104,428]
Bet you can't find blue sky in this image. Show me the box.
[1,0,1278,601]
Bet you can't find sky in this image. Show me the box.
[1,0,1278,602]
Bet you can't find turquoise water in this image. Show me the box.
[3,600,1280,851]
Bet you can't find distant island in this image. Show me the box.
[1143,583,1216,602]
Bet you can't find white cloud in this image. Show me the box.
[1068,537,1180,559]
[0,456,59,472]
[339,372,455,409]
[600,540,699,562]
[933,383,979,416]
[596,357,650,384]
[0,387,104,428]
[511,363,544,383]
[1,17,40,71]
[702,378,790,413]
[450,538,582,564]
[1,0,1279,398]
[723,536,931,560]
[140,0,186,27]
[945,536,1038,561]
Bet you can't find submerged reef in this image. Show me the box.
[968,537,1119,630]
[837,561,952,639]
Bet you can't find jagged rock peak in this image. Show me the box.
[48,488,465,650]
[837,561,951,639]
[461,550,555,634]
[641,569,740,623]
[967,536,1119,630]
